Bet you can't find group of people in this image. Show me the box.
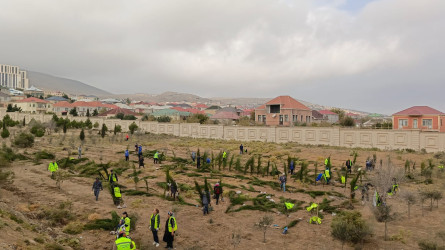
[112,209,177,250]
[201,182,223,215]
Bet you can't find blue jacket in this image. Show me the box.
[125,150,129,157]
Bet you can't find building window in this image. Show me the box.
[284,115,288,122]
[269,105,280,114]
[262,115,266,123]
[413,119,418,129]
[258,115,262,122]
[422,119,433,129]
[279,115,283,125]
[398,119,408,128]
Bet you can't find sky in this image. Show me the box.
[0,0,444,114]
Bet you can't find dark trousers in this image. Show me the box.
[125,156,129,161]
[152,230,159,243]
[203,204,209,215]
[94,189,100,201]
[154,158,158,164]
[290,169,294,175]
[166,236,174,248]
[215,193,220,205]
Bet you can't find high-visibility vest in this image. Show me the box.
[48,162,54,172]
[54,162,58,171]
[376,192,381,206]
[115,237,132,250]
[223,152,227,159]
[154,152,159,159]
[325,158,328,165]
[309,216,322,225]
[130,241,136,250]
[109,173,117,182]
[341,176,345,184]
[121,217,130,234]
[114,187,122,198]
[324,169,330,179]
[168,217,177,232]
[150,213,159,229]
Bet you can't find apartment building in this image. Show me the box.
[0,64,29,89]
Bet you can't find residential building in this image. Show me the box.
[319,110,339,123]
[392,106,445,132]
[24,86,44,97]
[210,111,239,124]
[53,101,73,115]
[98,108,141,118]
[0,64,29,89]
[45,96,69,103]
[311,110,324,123]
[151,109,190,121]
[44,90,65,97]
[255,96,312,126]
[14,97,52,114]
[0,92,11,102]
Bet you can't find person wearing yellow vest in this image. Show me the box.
[114,186,122,207]
[109,170,119,184]
[48,161,58,178]
[324,167,331,184]
[154,152,159,164]
[121,212,131,236]
[113,232,132,250]
[163,211,177,250]
[222,151,227,160]
[150,208,160,247]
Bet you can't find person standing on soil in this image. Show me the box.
[48,161,58,178]
[290,160,295,175]
[279,174,287,192]
[138,145,142,159]
[170,181,178,201]
[78,146,82,159]
[214,183,222,205]
[150,208,161,247]
[92,177,103,201]
[125,134,129,141]
[163,211,177,250]
[125,149,130,161]
[113,185,123,208]
[346,159,352,173]
[109,170,118,185]
[240,144,244,154]
[154,151,159,164]
[139,156,145,169]
[202,191,210,215]
[191,151,196,162]
[197,155,201,168]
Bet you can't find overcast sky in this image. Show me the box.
[1,0,444,114]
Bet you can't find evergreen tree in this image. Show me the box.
[86,109,90,117]
[80,128,85,141]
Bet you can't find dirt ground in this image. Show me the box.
[0,129,444,250]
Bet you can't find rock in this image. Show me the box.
[236,191,241,194]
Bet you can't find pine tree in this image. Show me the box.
[80,128,85,142]
[86,109,90,117]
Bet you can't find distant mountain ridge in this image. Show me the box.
[27,71,111,96]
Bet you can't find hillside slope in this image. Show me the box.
[27,71,110,96]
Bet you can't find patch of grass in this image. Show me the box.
[37,205,75,226]
[248,177,280,190]
[284,219,301,229]
[186,173,202,177]
[122,190,153,196]
[44,243,65,250]
[63,222,84,235]
[318,198,338,213]
[34,237,45,244]
[84,211,120,231]
[9,214,24,224]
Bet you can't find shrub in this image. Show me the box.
[331,211,371,247]
[84,211,120,231]
[93,122,99,128]
[418,239,438,250]
[1,128,9,138]
[157,116,171,123]
[129,122,138,134]
[63,222,84,235]
[14,132,35,148]
[80,128,85,141]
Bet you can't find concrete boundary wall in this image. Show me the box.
[2,109,444,153]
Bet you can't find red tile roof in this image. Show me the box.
[98,108,141,116]
[211,111,240,120]
[319,110,337,115]
[393,106,444,116]
[195,103,208,109]
[16,97,49,104]
[171,107,205,114]
[256,96,310,110]
[53,101,73,108]
[70,101,118,109]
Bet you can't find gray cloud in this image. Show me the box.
[0,0,444,114]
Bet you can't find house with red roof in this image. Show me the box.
[255,96,312,126]
[98,108,141,118]
[14,97,52,114]
[392,106,445,132]
[319,110,339,123]
[210,111,240,124]
[53,101,73,115]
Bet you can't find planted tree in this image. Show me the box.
[80,128,85,142]
[257,155,262,175]
[373,205,393,241]
[129,122,138,135]
[331,211,371,249]
[101,124,108,138]
[69,108,78,116]
[14,132,34,148]
[400,191,416,219]
[1,127,9,139]
[86,109,90,117]
[255,215,273,243]
[93,109,98,116]
[114,124,122,135]
[228,154,234,171]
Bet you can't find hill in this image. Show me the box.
[27,71,111,96]
[106,91,211,103]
